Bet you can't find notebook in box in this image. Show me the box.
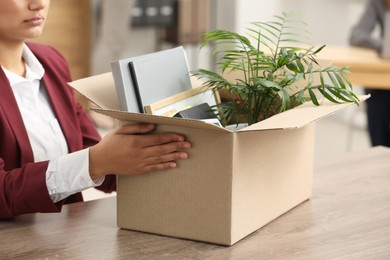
[129,46,192,112]
[111,46,191,112]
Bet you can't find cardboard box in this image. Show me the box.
[70,72,365,246]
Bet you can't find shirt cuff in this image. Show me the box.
[46,148,105,203]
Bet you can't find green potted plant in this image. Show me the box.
[193,12,359,126]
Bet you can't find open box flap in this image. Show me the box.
[69,72,121,110]
[238,95,369,132]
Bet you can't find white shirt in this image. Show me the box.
[3,44,103,203]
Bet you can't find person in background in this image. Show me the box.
[0,0,191,219]
[350,0,390,147]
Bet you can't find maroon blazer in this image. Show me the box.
[0,42,116,219]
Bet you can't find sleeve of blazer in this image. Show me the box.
[0,43,116,219]
[0,160,61,219]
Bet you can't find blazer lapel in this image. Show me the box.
[0,69,34,164]
[41,74,78,153]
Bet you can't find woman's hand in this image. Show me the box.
[89,123,191,179]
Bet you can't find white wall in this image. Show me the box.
[216,0,368,46]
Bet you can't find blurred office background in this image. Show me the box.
[32,0,372,200]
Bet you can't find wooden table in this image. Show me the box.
[1,147,390,259]
[317,46,390,89]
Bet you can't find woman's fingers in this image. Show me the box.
[89,123,192,179]
[142,151,189,166]
[116,124,186,147]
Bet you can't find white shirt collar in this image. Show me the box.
[22,43,45,80]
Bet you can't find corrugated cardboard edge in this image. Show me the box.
[93,108,228,132]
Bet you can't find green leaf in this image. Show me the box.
[326,71,340,89]
[293,90,306,106]
[307,72,314,88]
[318,88,341,104]
[312,45,326,55]
[327,87,353,103]
[320,72,325,87]
[286,62,300,73]
[308,89,319,105]
[278,89,291,112]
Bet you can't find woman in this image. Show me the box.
[350,0,390,147]
[0,0,191,219]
